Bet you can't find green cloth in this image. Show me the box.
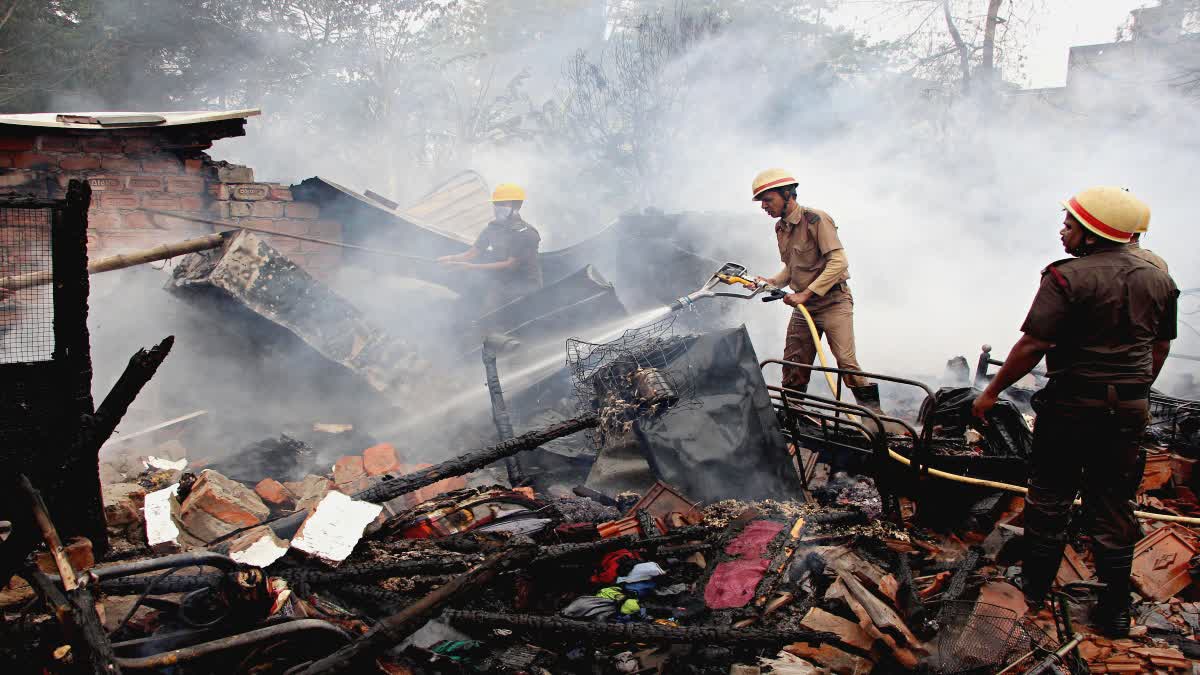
[596,586,626,602]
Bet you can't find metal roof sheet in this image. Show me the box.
[399,170,494,244]
[0,108,261,130]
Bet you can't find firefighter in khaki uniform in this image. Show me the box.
[972,186,1178,637]
[751,168,882,410]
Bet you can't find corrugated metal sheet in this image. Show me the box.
[399,171,494,244]
[0,109,261,130]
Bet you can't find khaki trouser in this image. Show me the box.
[782,286,869,392]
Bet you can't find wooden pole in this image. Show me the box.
[0,233,228,291]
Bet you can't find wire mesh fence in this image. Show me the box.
[566,313,695,445]
[0,205,54,363]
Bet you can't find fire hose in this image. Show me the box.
[791,301,1200,526]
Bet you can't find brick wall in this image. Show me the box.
[0,130,341,280]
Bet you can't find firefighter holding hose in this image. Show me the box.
[751,168,883,411]
[437,183,543,312]
[971,186,1179,637]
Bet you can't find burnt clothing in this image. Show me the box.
[472,215,543,289]
[775,205,849,296]
[782,287,869,391]
[1021,247,1179,385]
[1023,387,1148,552]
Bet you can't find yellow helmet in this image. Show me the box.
[751,168,798,201]
[1061,186,1149,243]
[490,183,526,202]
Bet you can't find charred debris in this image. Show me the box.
[4,186,1200,675]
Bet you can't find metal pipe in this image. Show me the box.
[114,620,350,670]
[482,335,521,486]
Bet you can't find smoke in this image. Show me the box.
[80,3,1200,462]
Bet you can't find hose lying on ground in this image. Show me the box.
[792,304,1200,526]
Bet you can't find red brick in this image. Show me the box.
[39,135,79,152]
[101,156,140,172]
[12,152,54,169]
[86,229,102,249]
[0,136,36,151]
[209,201,230,218]
[230,183,270,201]
[35,537,94,575]
[99,192,140,209]
[183,158,204,174]
[209,183,231,200]
[243,218,307,235]
[82,136,123,153]
[333,456,369,494]
[126,176,161,191]
[264,236,302,254]
[87,175,125,191]
[402,464,467,506]
[269,185,293,201]
[179,195,205,211]
[59,155,101,171]
[87,210,122,229]
[121,211,155,228]
[140,194,181,211]
[179,470,270,541]
[142,157,182,174]
[228,201,253,217]
[250,201,284,218]
[309,220,342,239]
[285,202,319,219]
[254,478,294,507]
[363,444,402,476]
[166,176,204,193]
[122,137,159,154]
[97,231,164,251]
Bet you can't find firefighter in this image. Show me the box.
[1129,209,1168,271]
[437,183,543,312]
[971,186,1178,637]
[751,168,882,410]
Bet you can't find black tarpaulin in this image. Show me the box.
[588,325,802,503]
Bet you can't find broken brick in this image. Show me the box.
[333,455,370,494]
[363,443,402,476]
[255,478,295,507]
[102,483,146,527]
[179,470,269,542]
[227,525,290,567]
[286,475,333,512]
[35,537,94,575]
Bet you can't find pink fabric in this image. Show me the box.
[704,559,770,609]
[724,520,785,558]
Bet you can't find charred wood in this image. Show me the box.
[296,541,538,675]
[442,611,840,646]
[267,415,600,539]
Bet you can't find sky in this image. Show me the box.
[832,0,1153,88]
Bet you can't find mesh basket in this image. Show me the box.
[566,313,694,445]
[930,601,1084,674]
[0,205,54,364]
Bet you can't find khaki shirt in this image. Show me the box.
[1129,242,1168,272]
[775,204,849,295]
[1021,247,1178,384]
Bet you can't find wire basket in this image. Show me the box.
[566,313,695,445]
[930,601,1085,674]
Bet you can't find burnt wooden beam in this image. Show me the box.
[297,542,538,675]
[264,414,600,540]
[442,610,840,646]
[73,336,174,553]
[20,475,120,674]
